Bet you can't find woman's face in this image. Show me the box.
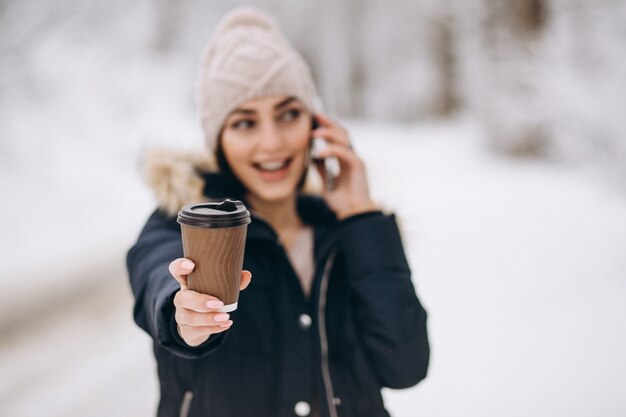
[220,95,312,204]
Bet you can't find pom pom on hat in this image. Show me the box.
[197,7,321,152]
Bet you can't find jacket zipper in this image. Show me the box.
[179,390,194,417]
[318,249,338,417]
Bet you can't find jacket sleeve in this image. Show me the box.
[338,211,430,388]
[126,209,227,359]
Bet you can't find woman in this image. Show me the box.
[127,7,429,417]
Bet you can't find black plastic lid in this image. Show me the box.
[177,199,251,228]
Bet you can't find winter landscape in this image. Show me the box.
[1,1,625,416]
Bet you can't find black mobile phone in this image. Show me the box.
[310,117,340,191]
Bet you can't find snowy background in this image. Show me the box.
[1,1,625,416]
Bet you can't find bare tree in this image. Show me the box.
[431,12,459,117]
[152,0,183,54]
[478,0,549,157]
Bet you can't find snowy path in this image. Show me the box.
[1,121,625,416]
[0,260,157,417]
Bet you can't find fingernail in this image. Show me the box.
[181,261,194,270]
[218,321,233,328]
[206,300,224,309]
[214,313,230,322]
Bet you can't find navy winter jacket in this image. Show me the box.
[127,173,429,417]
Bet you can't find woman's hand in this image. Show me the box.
[311,113,379,220]
[169,258,252,347]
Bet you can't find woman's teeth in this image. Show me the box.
[257,160,289,172]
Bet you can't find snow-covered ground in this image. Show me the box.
[1,119,625,416]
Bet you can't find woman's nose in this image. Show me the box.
[257,121,284,151]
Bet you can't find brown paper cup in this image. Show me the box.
[177,200,250,312]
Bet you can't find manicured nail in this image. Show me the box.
[218,321,232,328]
[214,313,230,322]
[206,300,224,309]
[181,261,194,270]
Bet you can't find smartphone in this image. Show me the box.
[311,117,340,191]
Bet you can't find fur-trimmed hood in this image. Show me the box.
[142,148,218,217]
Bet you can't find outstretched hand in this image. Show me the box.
[169,258,252,346]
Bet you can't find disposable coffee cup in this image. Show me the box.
[177,199,251,312]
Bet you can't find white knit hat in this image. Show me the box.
[197,7,322,151]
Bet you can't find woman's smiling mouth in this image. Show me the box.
[253,158,293,181]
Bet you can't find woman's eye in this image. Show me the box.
[231,119,255,130]
[279,108,301,122]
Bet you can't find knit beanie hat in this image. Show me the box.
[197,7,322,152]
